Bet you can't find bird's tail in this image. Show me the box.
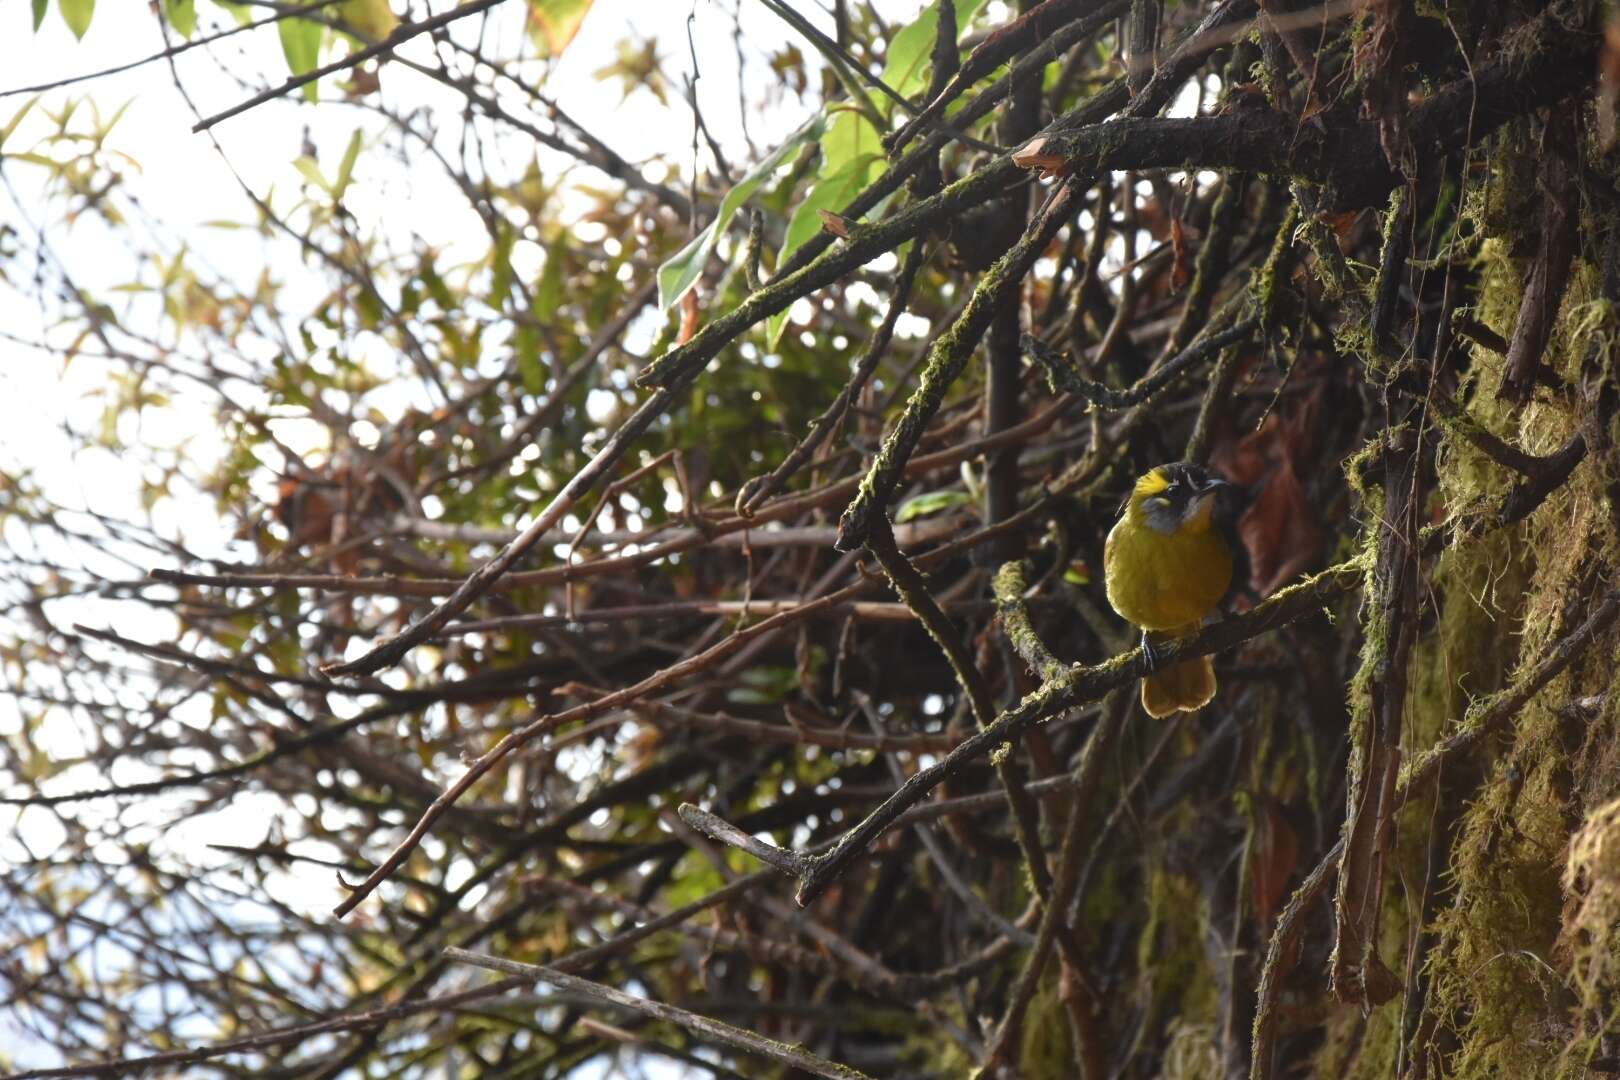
[1140,627,1216,719]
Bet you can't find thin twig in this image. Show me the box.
[193,0,508,132]
[1023,318,1257,409]
[444,948,874,1080]
[5,977,530,1079]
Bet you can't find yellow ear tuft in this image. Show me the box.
[1134,467,1171,497]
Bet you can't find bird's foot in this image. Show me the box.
[1139,631,1162,675]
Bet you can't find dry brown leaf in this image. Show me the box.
[1250,797,1301,929]
[1212,380,1329,596]
[1170,217,1192,293]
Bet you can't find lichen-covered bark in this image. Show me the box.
[1335,112,1620,1077]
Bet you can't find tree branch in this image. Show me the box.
[444,948,874,1080]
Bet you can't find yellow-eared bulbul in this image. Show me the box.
[1104,462,1235,718]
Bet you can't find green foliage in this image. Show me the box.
[164,0,196,39]
[766,1,983,346]
[769,111,886,350]
[58,0,92,39]
[527,0,595,57]
[657,113,825,310]
[277,17,324,102]
[880,0,989,101]
[895,488,971,522]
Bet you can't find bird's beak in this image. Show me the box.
[1186,477,1229,526]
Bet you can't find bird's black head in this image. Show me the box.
[1125,462,1232,534]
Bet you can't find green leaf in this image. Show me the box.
[292,156,331,194]
[332,127,363,199]
[726,665,799,705]
[1063,561,1091,586]
[59,0,92,39]
[765,109,886,349]
[490,222,517,306]
[354,288,384,330]
[656,113,825,310]
[1,98,38,151]
[535,235,566,315]
[338,0,396,40]
[768,156,880,350]
[880,0,990,105]
[213,0,253,27]
[895,489,972,523]
[277,17,324,102]
[515,323,544,395]
[103,98,133,136]
[165,0,196,39]
[818,109,880,178]
[527,0,595,57]
[665,851,726,907]
[656,226,716,313]
[765,306,793,351]
[31,0,48,32]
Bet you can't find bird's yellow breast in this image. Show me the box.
[1104,513,1233,631]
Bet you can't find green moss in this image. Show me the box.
[1334,318,1380,372]
[1133,865,1222,1047]
[1413,222,1607,1076]
[902,1002,978,1077]
[1253,202,1301,338]
[1339,433,1395,803]
[1312,91,1620,1074]
[1311,987,1403,1078]
[1017,973,1075,1077]
[993,560,1069,683]
[1342,434,1386,506]
[1470,127,1538,242]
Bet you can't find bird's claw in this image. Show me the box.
[1139,631,1162,675]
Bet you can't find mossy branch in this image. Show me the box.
[833,180,1082,552]
[993,559,1070,684]
[1024,6,1597,210]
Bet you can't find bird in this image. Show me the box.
[1103,462,1236,718]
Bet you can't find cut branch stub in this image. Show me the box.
[676,803,814,880]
